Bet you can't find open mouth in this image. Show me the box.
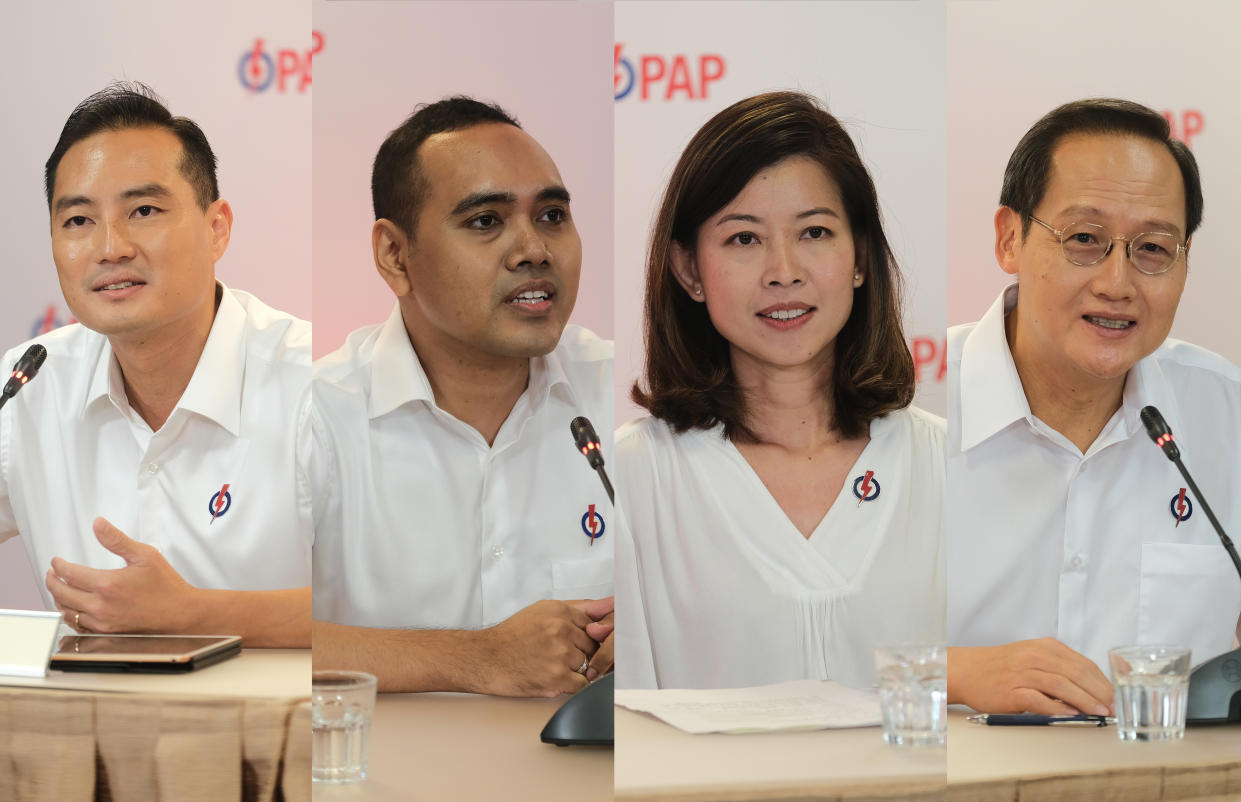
[96,281,141,291]
[508,289,552,306]
[759,308,811,321]
[1084,315,1135,330]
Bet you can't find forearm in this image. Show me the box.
[312,619,495,693]
[185,586,312,648]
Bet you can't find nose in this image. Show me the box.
[505,217,552,272]
[97,219,136,264]
[762,239,803,287]
[1089,237,1136,301]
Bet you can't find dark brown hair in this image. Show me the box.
[1001,98,1202,239]
[632,91,914,441]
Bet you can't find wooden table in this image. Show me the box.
[947,709,1241,801]
[311,692,612,801]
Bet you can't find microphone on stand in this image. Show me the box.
[570,416,614,505]
[1139,405,1241,724]
[0,344,47,412]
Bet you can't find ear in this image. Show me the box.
[852,239,867,288]
[207,199,233,263]
[373,219,412,297]
[669,241,704,302]
[995,206,1023,276]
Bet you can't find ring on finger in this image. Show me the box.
[576,656,589,675]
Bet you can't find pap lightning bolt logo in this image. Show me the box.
[853,470,880,506]
[1169,488,1192,527]
[208,483,232,525]
[580,503,605,545]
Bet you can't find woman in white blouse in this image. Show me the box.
[615,91,945,689]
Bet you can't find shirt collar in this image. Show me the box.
[959,284,1031,451]
[83,283,246,436]
[367,303,577,419]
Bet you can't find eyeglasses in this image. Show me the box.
[1029,215,1186,276]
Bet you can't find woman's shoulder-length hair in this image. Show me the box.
[632,90,915,442]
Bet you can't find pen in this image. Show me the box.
[965,714,1114,727]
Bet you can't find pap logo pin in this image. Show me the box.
[581,504,605,545]
[1169,488,1192,527]
[853,471,880,506]
[208,483,232,525]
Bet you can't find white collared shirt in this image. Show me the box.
[310,305,614,628]
[615,406,946,690]
[948,286,1241,673]
[0,287,312,605]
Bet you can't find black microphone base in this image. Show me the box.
[1186,647,1241,725]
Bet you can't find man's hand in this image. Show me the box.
[580,596,614,681]
[948,639,1115,716]
[46,517,199,634]
[477,599,598,697]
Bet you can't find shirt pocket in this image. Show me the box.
[1138,543,1241,666]
[551,557,614,600]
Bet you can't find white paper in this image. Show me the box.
[615,679,882,734]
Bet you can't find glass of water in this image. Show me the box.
[874,643,947,747]
[1108,645,1191,742]
[312,670,378,783]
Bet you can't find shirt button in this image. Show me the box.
[147,463,159,474]
[491,545,504,560]
[1070,555,1084,569]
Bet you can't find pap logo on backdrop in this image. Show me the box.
[910,335,947,384]
[1162,109,1204,149]
[614,43,725,102]
[30,304,75,337]
[239,31,324,93]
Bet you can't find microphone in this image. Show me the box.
[0,344,47,411]
[1141,405,1241,725]
[570,416,614,505]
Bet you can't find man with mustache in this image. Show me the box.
[311,97,614,696]
[1,83,311,646]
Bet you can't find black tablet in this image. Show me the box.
[49,634,242,673]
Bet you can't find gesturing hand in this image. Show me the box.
[948,638,1115,716]
[46,517,199,634]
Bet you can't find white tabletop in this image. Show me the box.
[614,705,945,800]
[0,648,310,700]
[312,692,612,802]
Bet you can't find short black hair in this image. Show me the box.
[371,96,520,236]
[45,82,219,211]
[1000,98,1203,238]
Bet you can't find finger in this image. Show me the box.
[561,603,595,631]
[559,670,589,696]
[566,624,599,657]
[1038,642,1115,714]
[49,558,108,593]
[577,596,614,620]
[46,569,97,613]
[587,632,614,680]
[1024,669,1110,717]
[585,619,613,642]
[93,517,146,565]
[53,603,92,633]
[1011,687,1080,716]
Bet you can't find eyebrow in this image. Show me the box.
[449,185,571,218]
[1055,204,1184,238]
[52,183,174,215]
[715,207,842,226]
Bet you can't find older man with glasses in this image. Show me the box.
[946,98,1241,716]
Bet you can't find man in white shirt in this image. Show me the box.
[311,97,614,696]
[948,98,1241,715]
[1,83,311,647]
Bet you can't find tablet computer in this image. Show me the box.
[49,634,242,673]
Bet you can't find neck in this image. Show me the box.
[732,348,840,451]
[400,303,531,446]
[1006,309,1126,453]
[111,298,217,432]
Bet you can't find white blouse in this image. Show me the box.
[615,406,945,689]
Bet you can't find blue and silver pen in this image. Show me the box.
[965,714,1114,727]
